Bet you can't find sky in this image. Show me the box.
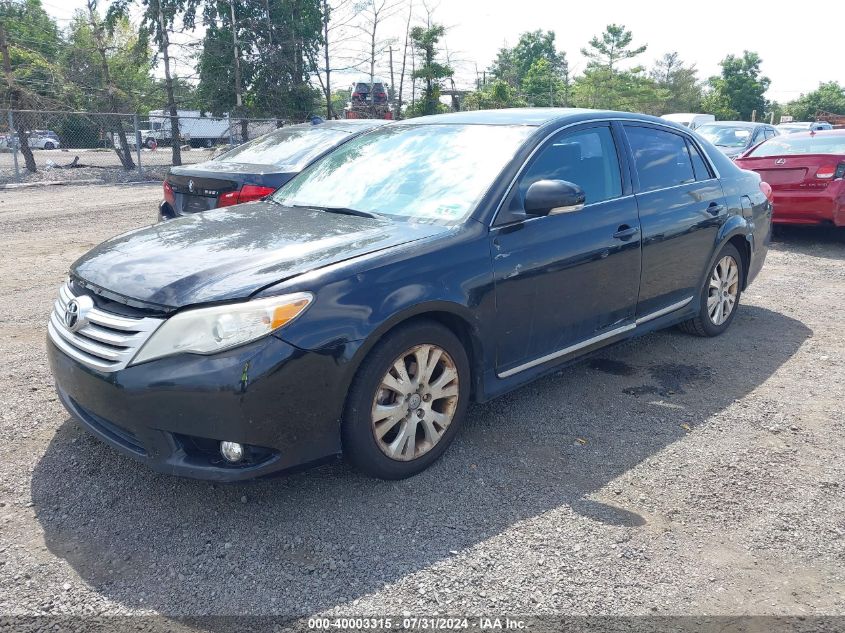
[41,0,839,105]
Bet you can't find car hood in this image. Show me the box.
[71,202,449,310]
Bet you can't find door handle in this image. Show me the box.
[707,202,725,216]
[612,225,640,241]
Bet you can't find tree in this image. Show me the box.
[650,52,702,114]
[0,0,65,171]
[310,0,359,118]
[408,21,451,116]
[491,30,567,91]
[704,51,770,121]
[463,79,525,110]
[109,0,202,166]
[354,0,402,104]
[786,81,845,121]
[572,24,664,113]
[522,58,568,107]
[195,0,322,125]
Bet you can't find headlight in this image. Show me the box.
[130,293,312,365]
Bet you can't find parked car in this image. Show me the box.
[159,119,390,220]
[696,121,779,158]
[661,113,715,129]
[775,121,834,134]
[735,129,845,227]
[6,129,61,149]
[47,109,771,481]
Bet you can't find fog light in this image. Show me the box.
[220,441,244,463]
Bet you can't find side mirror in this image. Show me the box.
[524,179,586,216]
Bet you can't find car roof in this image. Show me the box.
[392,108,677,127]
[285,119,392,132]
[784,129,845,138]
[700,121,764,128]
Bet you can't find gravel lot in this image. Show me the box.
[0,185,843,623]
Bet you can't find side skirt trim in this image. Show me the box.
[496,296,693,379]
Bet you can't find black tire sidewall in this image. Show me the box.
[44,142,54,150]
[342,321,471,479]
[697,243,743,336]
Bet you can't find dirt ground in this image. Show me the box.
[0,184,843,623]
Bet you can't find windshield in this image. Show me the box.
[272,124,534,224]
[697,125,753,148]
[748,134,845,157]
[216,126,349,169]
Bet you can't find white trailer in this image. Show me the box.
[145,110,232,148]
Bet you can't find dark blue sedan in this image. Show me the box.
[159,118,389,220]
[48,108,772,481]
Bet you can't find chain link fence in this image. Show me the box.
[0,109,283,186]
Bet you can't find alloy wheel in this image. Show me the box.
[707,255,739,326]
[371,344,459,461]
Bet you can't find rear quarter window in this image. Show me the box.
[625,126,696,192]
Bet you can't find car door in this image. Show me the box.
[490,123,642,376]
[622,124,727,318]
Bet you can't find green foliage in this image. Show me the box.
[491,30,566,89]
[581,23,646,73]
[409,23,452,117]
[704,51,770,121]
[649,52,702,114]
[196,0,323,121]
[786,82,845,121]
[62,11,159,112]
[1,0,64,104]
[571,24,665,114]
[463,80,526,110]
[522,58,569,107]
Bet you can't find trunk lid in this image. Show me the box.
[166,161,297,215]
[737,154,845,191]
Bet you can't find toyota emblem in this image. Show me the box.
[188,179,195,193]
[775,158,786,165]
[64,295,94,332]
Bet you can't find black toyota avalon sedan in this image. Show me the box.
[159,118,390,220]
[48,109,772,481]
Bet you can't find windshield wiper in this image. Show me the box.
[292,204,384,220]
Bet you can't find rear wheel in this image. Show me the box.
[679,243,743,337]
[342,321,470,479]
[145,137,157,149]
[43,141,55,150]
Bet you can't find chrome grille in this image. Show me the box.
[47,282,163,372]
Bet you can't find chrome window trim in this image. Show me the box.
[496,295,693,379]
[490,117,722,227]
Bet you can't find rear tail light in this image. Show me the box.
[217,185,276,208]
[815,165,837,179]
[759,180,773,203]
[163,180,175,206]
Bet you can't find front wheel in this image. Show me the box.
[43,141,55,150]
[342,321,470,479]
[679,243,743,337]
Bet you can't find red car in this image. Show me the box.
[735,130,845,227]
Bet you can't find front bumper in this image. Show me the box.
[47,335,353,481]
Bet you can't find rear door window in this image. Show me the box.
[516,125,623,206]
[625,126,695,192]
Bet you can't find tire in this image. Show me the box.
[145,138,156,149]
[43,141,55,150]
[679,243,743,337]
[342,320,471,479]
